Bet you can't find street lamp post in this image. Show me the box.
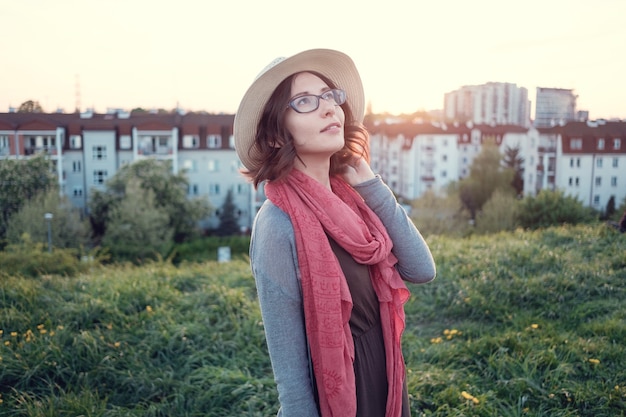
[44,212,53,253]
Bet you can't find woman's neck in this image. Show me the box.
[293,158,332,190]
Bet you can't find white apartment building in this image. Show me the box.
[369,120,626,212]
[0,111,253,232]
[444,82,531,128]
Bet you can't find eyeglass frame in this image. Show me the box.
[286,89,347,114]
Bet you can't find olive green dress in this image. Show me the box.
[328,238,410,417]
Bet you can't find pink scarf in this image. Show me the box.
[265,169,410,417]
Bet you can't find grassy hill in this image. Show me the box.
[1,224,624,416]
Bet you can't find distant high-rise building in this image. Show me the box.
[534,87,577,128]
[443,82,531,127]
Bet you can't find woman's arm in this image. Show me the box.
[250,201,320,417]
[344,159,436,284]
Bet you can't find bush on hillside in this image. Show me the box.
[516,189,597,229]
[475,189,521,234]
[171,235,251,264]
[0,235,103,278]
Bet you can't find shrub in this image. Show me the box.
[170,235,251,264]
[0,235,102,278]
[475,189,521,234]
[516,189,597,229]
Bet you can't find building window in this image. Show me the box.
[570,138,582,150]
[93,170,108,185]
[613,158,619,168]
[570,158,574,167]
[575,177,579,186]
[442,154,448,162]
[188,184,199,195]
[70,135,82,149]
[237,183,246,194]
[597,158,603,168]
[568,177,573,186]
[595,177,601,187]
[93,145,106,160]
[72,161,82,172]
[614,138,622,150]
[183,135,199,148]
[597,138,605,150]
[576,158,581,168]
[73,187,83,197]
[593,195,600,205]
[207,134,221,148]
[611,177,617,187]
[183,159,197,172]
[209,183,220,195]
[208,160,219,172]
[120,135,131,149]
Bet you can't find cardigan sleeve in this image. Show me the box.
[354,175,436,284]
[250,201,320,417]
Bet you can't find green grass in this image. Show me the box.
[1,224,625,416]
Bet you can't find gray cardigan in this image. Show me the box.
[249,176,436,417]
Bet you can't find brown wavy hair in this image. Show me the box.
[241,71,369,188]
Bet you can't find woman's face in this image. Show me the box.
[284,72,345,165]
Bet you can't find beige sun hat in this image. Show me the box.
[233,48,365,171]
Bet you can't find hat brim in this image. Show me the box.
[234,49,364,171]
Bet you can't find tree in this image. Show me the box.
[101,180,174,263]
[0,155,56,243]
[458,141,514,221]
[604,195,616,220]
[89,159,211,244]
[215,189,240,236]
[502,145,525,197]
[17,100,44,113]
[6,188,91,250]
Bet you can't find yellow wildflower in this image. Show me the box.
[461,391,480,404]
[10,332,17,337]
[531,324,539,329]
[146,305,153,313]
[588,358,600,365]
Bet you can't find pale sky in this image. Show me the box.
[2,0,625,120]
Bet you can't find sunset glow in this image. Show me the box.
[2,0,625,120]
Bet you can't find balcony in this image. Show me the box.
[138,145,173,156]
[24,147,57,156]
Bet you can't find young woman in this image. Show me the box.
[234,49,436,417]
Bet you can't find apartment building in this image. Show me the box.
[443,82,531,128]
[369,120,626,212]
[0,111,254,232]
[534,87,578,128]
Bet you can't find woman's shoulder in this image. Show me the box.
[254,200,293,233]
[251,200,296,252]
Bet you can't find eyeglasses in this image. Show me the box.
[287,89,347,113]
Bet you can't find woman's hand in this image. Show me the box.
[341,157,376,186]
